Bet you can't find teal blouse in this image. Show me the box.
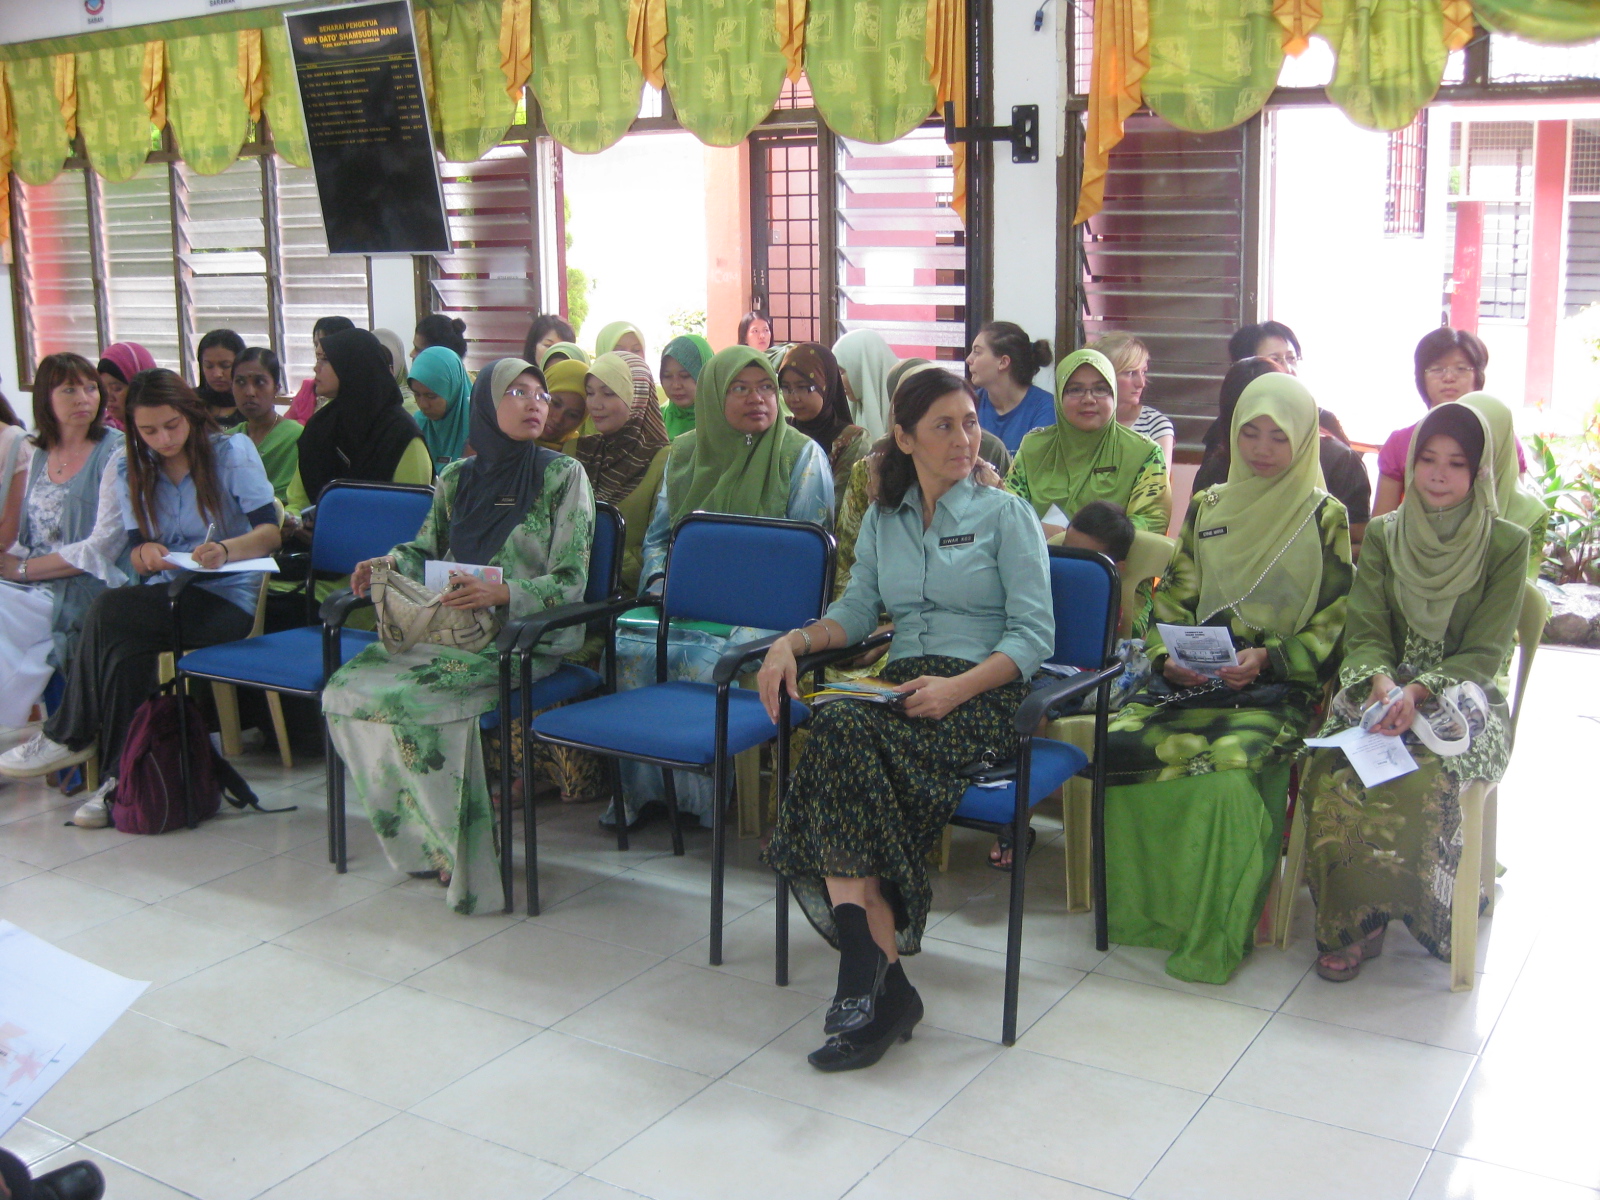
[827,476,1054,678]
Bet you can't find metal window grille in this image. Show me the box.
[1565,199,1600,316]
[773,74,814,111]
[1464,121,1534,199]
[1384,113,1427,237]
[1072,0,1094,96]
[1571,120,1600,196]
[428,144,540,373]
[752,134,821,344]
[1479,201,1532,320]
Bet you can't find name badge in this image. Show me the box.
[495,495,516,506]
[939,533,976,548]
[1199,526,1228,539]
[1091,465,1118,475]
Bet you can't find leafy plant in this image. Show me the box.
[668,307,707,338]
[1530,409,1600,584]
[566,266,591,336]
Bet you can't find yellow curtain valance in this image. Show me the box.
[1074,0,1600,224]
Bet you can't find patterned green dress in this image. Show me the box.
[1104,492,1351,983]
[1303,515,1527,959]
[322,456,593,914]
[1005,436,1171,534]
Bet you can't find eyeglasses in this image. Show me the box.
[1424,364,1474,380]
[780,382,819,396]
[1264,352,1300,369]
[1063,383,1114,400]
[505,387,549,402]
[728,382,778,399]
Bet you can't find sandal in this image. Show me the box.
[987,826,1037,873]
[1315,925,1387,982]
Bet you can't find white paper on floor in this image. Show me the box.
[0,920,148,1136]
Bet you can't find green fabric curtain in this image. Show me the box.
[421,0,516,162]
[1471,0,1600,44]
[1142,0,1282,133]
[1322,0,1446,132]
[804,0,936,144]
[6,55,71,184]
[74,43,156,182]
[663,0,787,147]
[530,0,642,153]
[165,31,250,175]
[261,23,309,168]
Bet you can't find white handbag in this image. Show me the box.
[368,556,500,655]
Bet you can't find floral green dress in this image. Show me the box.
[1103,492,1352,983]
[1303,515,1527,959]
[1006,435,1171,534]
[322,456,593,914]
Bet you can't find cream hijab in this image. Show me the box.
[1195,373,1329,636]
[1389,402,1498,643]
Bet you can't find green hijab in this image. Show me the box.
[1390,402,1498,643]
[595,321,645,356]
[538,342,590,371]
[408,345,473,470]
[664,345,811,525]
[660,334,713,440]
[1195,373,1329,637]
[1014,348,1156,520]
[1457,392,1547,536]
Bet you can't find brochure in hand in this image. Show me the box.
[803,678,907,710]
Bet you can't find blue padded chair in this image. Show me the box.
[479,501,624,915]
[528,513,835,970]
[176,480,434,866]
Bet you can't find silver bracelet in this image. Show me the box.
[797,627,813,655]
[18,558,28,583]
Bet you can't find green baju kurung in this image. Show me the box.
[1104,492,1352,983]
[1303,514,1527,959]
[322,455,593,914]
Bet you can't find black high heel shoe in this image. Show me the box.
[809,987,924,1072]
[823,951,889,1035]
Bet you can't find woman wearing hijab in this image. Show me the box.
[781,342,868,495]
[1458,392,1548,577]
[195,329,246,423]
[409,345,474,472]
[97,342,156,431]
[659,334,713,440]
[285,328,433,521]
[593,320,646,358]
[576,352,671,589]
[372,328,414,408]
[1302,403,1526,981]
[609,345,835,830]
[1105,373,1353,983]
[325,359,594,913]
[1006,348,1171,538]
[537,342,591,371]
[538,359,591,451]
[285,315,358,424]
[833,329,900,441]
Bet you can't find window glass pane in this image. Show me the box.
[180,157,270,351]
[277,159,369,390]
[17,171,97,364]
[103,166,181,370]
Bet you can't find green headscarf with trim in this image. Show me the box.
[538,342,590,370]
[1013,347,1157,520]
[1457,392,1548,537]
[660,334,714,439]
[1195,372,1329,637]
[594,321,646,356]
[664,345,811,525]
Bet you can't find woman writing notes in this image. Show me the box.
[760,367,1052,1071]
[325,360,593,912]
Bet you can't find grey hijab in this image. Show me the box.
[447,358,557,565]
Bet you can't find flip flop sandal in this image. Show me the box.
[987,826,1037,873]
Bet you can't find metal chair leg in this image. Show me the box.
[709,753,728,967]
[523,725,540,917]
[662,769,685,857]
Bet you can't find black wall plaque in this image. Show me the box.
[285,1,452,254]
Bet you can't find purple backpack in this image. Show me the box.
[113,693,294,835]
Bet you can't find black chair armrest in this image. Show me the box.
[1013,663,1124,732]
[506,594,642,655]
[711,633,786,686]
[320,587,373,629]
[793,629,894,677]
[165,568,199,604]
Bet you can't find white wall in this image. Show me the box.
[989,0,1062,384]
[367,257,416,352]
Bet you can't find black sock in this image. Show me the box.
[885,959,912,998]
[832,903,885,999]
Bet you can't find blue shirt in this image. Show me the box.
[118,433,277,614]
[826,476,1054,679]
[977,384,1055,453]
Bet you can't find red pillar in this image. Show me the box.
[1449,201,1483,334]
[1525,120,1568,409]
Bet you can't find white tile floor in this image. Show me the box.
[1,646,1596,1200]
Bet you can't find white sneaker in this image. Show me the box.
[0,733,90,779]
[73,776,117,829]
